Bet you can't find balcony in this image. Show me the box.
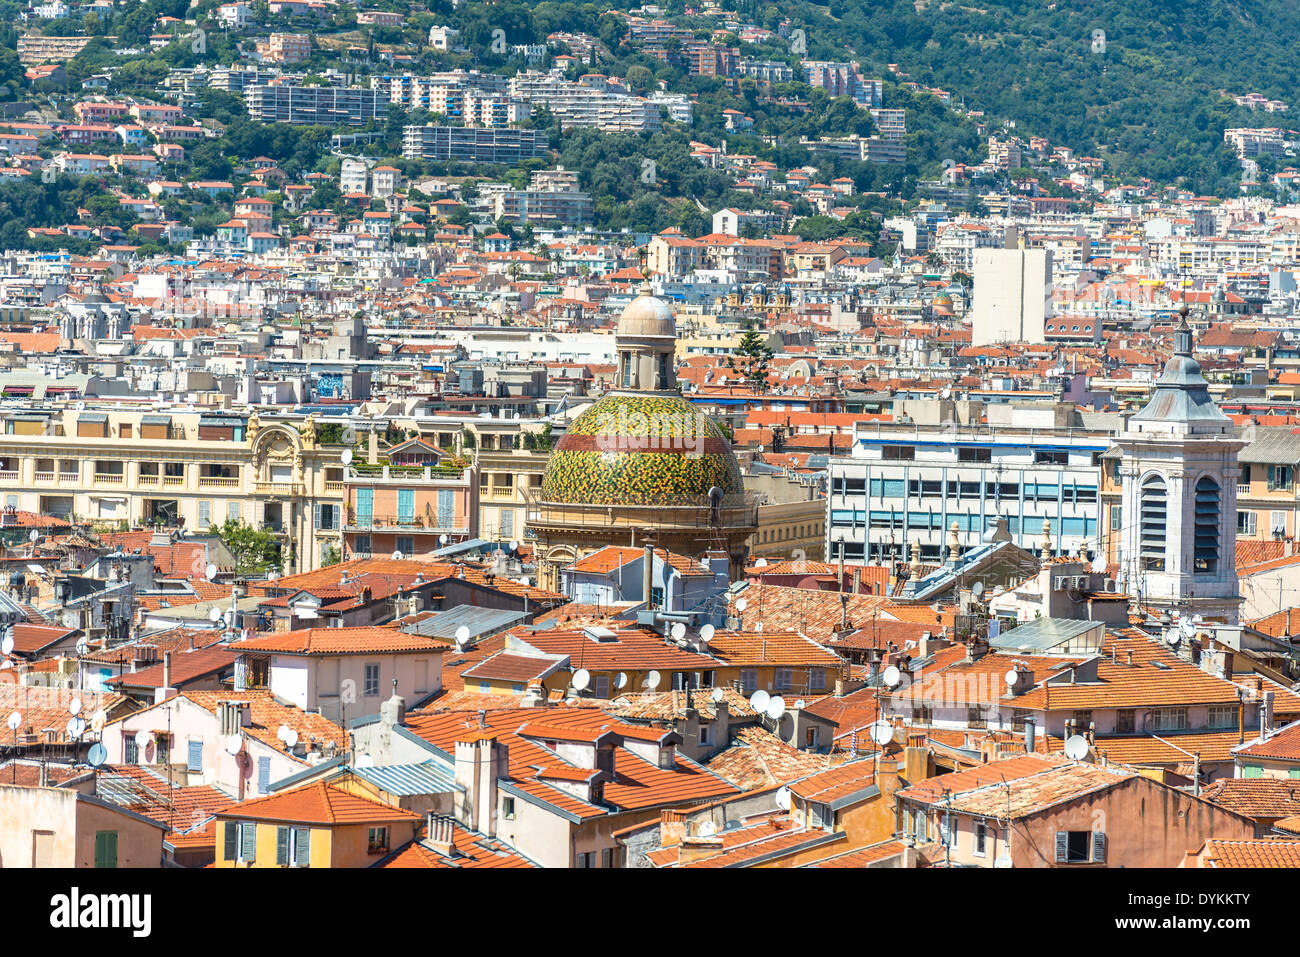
[324,481,344,493]
[34,471,54,483]
[93,473,124,485]
[162,476,185,488]
[199,476,239,489]
[255,481,301,496]
[138,474,159,486]
[344,510,468,535]
[0,470,18,482]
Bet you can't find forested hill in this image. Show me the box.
[785,0,1299,193]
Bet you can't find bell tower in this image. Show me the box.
[1116,306,1244,623]
[615,274,677,394]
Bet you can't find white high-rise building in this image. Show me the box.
[1116,309,1244,623]
[970,246,1052,346]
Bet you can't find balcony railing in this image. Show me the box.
[34,471,54,483]
[0,470,18,481]
[93,473,124,484]
[344,510,468,534]
[162,475,185,487]
[138,474,159,486]
[255,481,301,496]
[324,481,344,493]
[199,476,239,488]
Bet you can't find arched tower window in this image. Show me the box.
[1139,474,1167,572]
[1194,476,1220,573]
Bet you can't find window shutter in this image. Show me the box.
[187,740,203,772]
[294,827,310,868]
[1055,831,1068,863]
[240,823,256,862]
[313,502,321,529]
[1092,831,1107,864]
[258,756,271,792]
[224,821,237,861]
[276,826,289,866]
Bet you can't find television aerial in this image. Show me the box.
[87,743,107,768]
[572,668,591,692]
[644,670,661,690]
[224,733,242,756]
[881,665,902,688]
[1063,734,1089,760]
[870,719,893,746]
[751,689,771,712]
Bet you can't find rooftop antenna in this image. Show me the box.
[7,710,21,782]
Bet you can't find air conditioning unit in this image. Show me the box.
[1071,576,1086,590]
[1054,576,1068,590]
[1105,579,1117,593]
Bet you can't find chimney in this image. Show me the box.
[425,812,457,856]
[643,543,654,608]
[1264,690,1276,736]
[1024,717,1036,752]
[163,651,171,688]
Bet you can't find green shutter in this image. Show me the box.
[240,823,257,862]
[224,821,238,861]
[1243,765,1264,778]
[294,827,310,868]
[94,830,117,868]
[276,826,289,866]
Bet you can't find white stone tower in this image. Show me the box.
[1116,306,1244,623]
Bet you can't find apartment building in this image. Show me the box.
[0,408,345,572]
[507,73,662,132]
[401,126,548,163]
[827,414,1114,565]
[244,85,385,126]
[17,34,95,64]
[737,59,795,85]
[492,188,593,226]
[802,61,882,107]
[260,33,311,65]
[1224,128,1287,159]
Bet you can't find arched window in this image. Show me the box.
[1194,476,1221,573]
[1139,474,1167,572]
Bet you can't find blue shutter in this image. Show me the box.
[240,823,256,862]
[355,487,372,524]
[258,756,271,792]
[294,827,310,868]
[276,826,289,866]
[397,488,415,522]
[187,740,203,772]
[437,488,454,528]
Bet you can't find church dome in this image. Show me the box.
[541,392,744,507]
[616,281,675,338]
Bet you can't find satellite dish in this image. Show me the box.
[972,581,985,599]
[28,529,38,542]
[572,668,591,691]
[1004,669,1019,688]
[645,670,661,690]
[6,710,20,731]
[751,689,771,712]
[277,724,293,743]
[755,558,768,568]
[341,448,353,466]
[134,728,152,750]
[66,716,85,739]
[711,687,725,703]
[509,540,519,551]
[391,550,404,560]
[870,720,894,746]
[76,637,90,656]
[205,563,218,581]
[1166,630,1181,647]
[355,753,375,768]
[208,606,223,623]
[224,733,242,755]
[766,696,786,720]
[91,709,106,734]
[438,534,448,545]
[453,625,471,647]
[1063,734,1089,760]
[282,727,298,748]
[0,634,12,656]
[1179,617,1195,638]
[774,785,791,809]
[881,665,902,688]
[794,699,806,709]
[699,623,715,642]
[735,598,748,613]
[69,697,82,716]
[615,671,628,689]
[87,743,107,768]
[670,622,686,641]
[698,821,718,837]
[994,853,1013,868]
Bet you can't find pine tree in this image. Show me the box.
[726,319,773,390]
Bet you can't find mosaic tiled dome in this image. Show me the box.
[541,393,744,507]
